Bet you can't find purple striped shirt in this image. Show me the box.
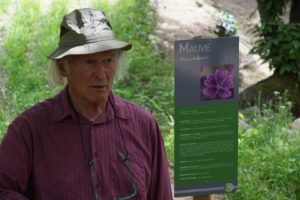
[0,88,172,200]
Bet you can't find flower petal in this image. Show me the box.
[217,88,232,99]
[222,75,234,89]
[204,73,217,87]
[215,69,228,82]
[203,87,218,99]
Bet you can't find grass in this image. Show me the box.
[225,94,300,200]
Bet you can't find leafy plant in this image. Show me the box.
[251,0,300,77]
[226,93,300,199]
[0,0,68,138]
[0,0,11,14]
[251,20,300,76]
[214,11,238,37]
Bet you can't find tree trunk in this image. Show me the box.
[256,0,286,20]
[256,0,265,21]
[289,0,300,23]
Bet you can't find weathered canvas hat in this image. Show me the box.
[48,8,132,59]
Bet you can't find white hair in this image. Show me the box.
[47,50,127,85]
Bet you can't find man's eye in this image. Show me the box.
[103,59,112,64]
[85,59,95,65]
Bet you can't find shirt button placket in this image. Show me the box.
[90,123,100,196]
[91,123,97,159]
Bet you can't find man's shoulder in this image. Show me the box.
[113,95,154,120]
[13,94,59,125]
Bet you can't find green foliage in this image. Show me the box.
[257,0,287,20]
[0,0,68,138]
[214,11,238,37]
[251,0,300,77]
[0,0,11,14]
[1,0,42,136]
[226,94,300,200]
[251,21,300,76]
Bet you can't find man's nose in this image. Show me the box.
[93,63,107,77]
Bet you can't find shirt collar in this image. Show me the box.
[108,93,130,120]
[52,87,129,122]
[51,86,73,122]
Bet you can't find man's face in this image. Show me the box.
[61,50,117,105]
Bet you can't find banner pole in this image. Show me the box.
[193,195,213,200]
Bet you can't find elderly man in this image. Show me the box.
[0,8,172,200]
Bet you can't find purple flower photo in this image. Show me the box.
[201,66,234,100]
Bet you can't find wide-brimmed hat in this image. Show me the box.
[48,8,132,59]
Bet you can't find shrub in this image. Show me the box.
[251,0,300,77]
[251,21,300,76]
[0,0,68,138]
[214,11,238,37]
[225,94,300,199]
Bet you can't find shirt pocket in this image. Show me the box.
[110,157,146,200]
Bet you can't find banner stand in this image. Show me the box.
[174,37,239,198]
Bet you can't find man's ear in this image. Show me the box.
[56,59,68,77]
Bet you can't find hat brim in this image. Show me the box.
[48,40,132,59]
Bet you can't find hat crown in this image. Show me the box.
[59,8,114,47]
[48,8,132,59]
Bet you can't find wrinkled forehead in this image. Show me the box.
[62,50,118,61]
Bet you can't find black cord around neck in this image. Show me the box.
[67,88,131,200]
[66,88,99,200]
[108,96,129,158]
[66,88,92,163]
